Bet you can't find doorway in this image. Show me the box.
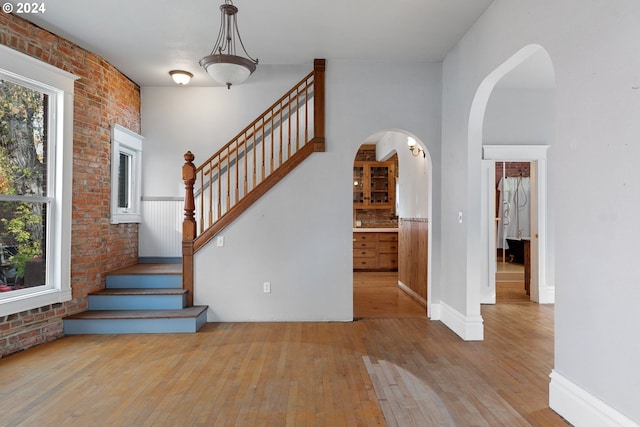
[351,137,430,319]
[495,161,533,303]
[482,146,551,305]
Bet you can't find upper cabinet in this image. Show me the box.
[353,160,396,209]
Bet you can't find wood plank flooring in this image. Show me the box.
[354,271,426,319]
[0,273,568,427]
[496,261,529,302]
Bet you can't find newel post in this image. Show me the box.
[182,151,196,307]
[313,58,326,152]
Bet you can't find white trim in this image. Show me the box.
[398,280,426,307]
[0,288,72,317]
[483,144,550,160]
[480,159,496,304]
[550,370,640,427]
[0,44,77,92]
[539,285,555,304]
[439,300,484,341]
[429,303,441,320]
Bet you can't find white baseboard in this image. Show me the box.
[550,370,639,427]
[398,280,426,307]
[429,303,441,320]
[438,300,484,341]
[538,285,555,304]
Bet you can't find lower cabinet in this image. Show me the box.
[353,232,398,271]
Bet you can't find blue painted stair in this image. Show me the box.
[63,263,207,334]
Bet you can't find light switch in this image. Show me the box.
[217,236,224,247]
[458,212,463,224]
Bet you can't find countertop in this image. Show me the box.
[353,227,398,233]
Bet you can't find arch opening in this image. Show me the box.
[468,44,556,335]
[351,130,433,319]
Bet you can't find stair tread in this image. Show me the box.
[108,263,182,276]
[90,288,187,296]
[65,306,207,320]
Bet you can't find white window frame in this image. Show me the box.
[0,45,76,317]
[110,124,143,224]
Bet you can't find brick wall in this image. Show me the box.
[0,13,141,358]
[495,161,530,182]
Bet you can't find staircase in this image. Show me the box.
[181,59,326,305]
[63,59,325,333]
[63,262,207,334]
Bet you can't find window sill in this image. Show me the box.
[0,287,72,317]
[110,212,142,224]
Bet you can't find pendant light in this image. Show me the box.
[199,0,259,89]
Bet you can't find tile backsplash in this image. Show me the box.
[355,209,398,228]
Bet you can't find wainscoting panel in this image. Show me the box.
[139,197,184,258]
[398,218,428,306]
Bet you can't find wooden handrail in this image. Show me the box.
[181,59,325,306]
[200,85,312,178]
[195,75,315,175]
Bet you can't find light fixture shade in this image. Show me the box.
[200,1,258,89]
[200,54,256,88]
[169,70,193,86]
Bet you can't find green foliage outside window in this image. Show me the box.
[0,78,46,284]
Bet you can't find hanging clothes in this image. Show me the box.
[497,176,530,248]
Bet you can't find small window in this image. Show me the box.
[118,151,131,209]
[110,124,143,224]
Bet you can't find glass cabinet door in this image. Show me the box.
[353,161,395,209]
[368,166,389,205]
[353,165,365,206]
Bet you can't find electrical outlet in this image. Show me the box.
[217,236,224,247]
[263,282,271,293]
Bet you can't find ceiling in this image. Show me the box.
[23,0,494,87]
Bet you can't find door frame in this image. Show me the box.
[482,145,553,304]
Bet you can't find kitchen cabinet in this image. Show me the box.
[353,231,398,271]
[353,160,395,209]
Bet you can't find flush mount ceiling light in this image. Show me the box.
[407,137,425,158]
[169,70,193,86]
[199,0,259,89]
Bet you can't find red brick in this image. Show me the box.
[0,13,141,358]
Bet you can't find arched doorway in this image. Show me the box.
[469,44,556,321]
[351,130,432,318]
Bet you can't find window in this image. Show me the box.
[0,45,76,316]
[110,124,143,224]
[118,152,131,209]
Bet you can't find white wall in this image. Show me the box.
[141,64,313,197]
[375,131,430,220]
[442,0,640,424]
[483,88,554,145]
[141,60,442,321]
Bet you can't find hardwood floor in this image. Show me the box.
[0,273,568,426]
[496,262,529,303]
[354,271,426,319]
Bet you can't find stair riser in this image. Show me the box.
[63,314,206,335]
[106,274,182,289]
[88,294,186,311]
